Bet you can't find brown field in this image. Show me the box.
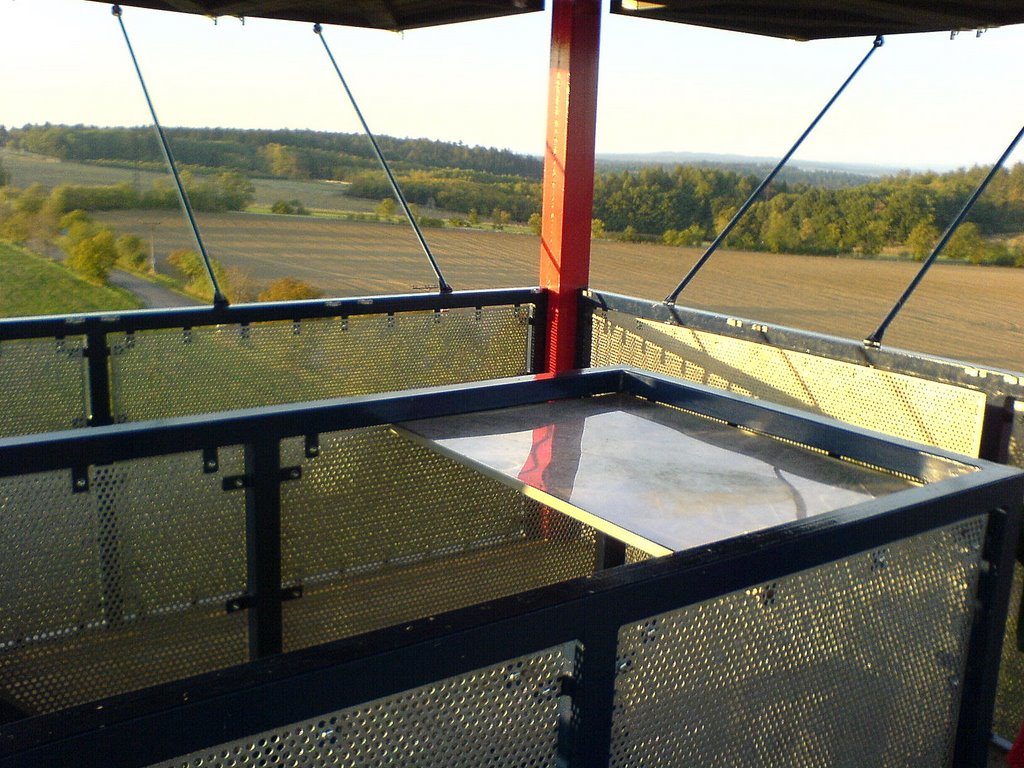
[94,209,1024,373]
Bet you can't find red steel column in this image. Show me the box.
[539,0,601,373]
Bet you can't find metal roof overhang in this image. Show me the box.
[87,0,543,30]
[610,0,1024,40]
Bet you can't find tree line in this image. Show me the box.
[2,124,543,180]
[593,164,1024,264]
[4,124,1024,265]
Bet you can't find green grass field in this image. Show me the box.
[0,242,142,317]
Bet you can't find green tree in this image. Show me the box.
[64,227,117,284]
[258,277,323,302]
[491,208,511,230]
[0,157,8,187]
[591,219,606,239]
[971,241,1016,266]
[168,248,230,302]
[168,248,208,282]
[262,143,306,179]
[906,221,939,261]
[115,233,148,272]
[620,225,640,243]
[375,198,396,219]
[528,212,542,235]
[762,208,800,254]
[214,171,255,211]
[663,223,704,247]
[943,222,983,261]
[271,199,309,216]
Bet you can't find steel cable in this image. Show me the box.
[111,4,228,308]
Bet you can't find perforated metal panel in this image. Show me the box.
[625,545,655,564]
[1008,401,1024,470]
[147,643,575,768]
[110,306,532,422]
[0,469,100,648]
[609,518,987,768]
[995,562,1024,742]
[280,427,598,652]
[0,451,249,715]
[591,311,987,456]
[997,403,1024,744]
[90,448,247,616]
[0,336,88,437]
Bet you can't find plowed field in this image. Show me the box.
[95,210,1024,372]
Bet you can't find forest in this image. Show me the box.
[3,123,1024,265]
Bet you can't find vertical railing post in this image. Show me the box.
[244,439,284,658]
[84,330,113,427]
[84,330,125,627]
[570,618,619,767]
[538,0,601,374]
[575,294,594,370]
[979,396,1015,464]
[530,294,549,374]
[954,505,1021,766]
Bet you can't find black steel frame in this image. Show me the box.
[0,287,545,428]
[583,289,1023,462]
[1,367,1020,768]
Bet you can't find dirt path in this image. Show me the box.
[108,270,203,309]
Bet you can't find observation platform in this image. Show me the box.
[8,0,1024,765]
[1,292,1022,767]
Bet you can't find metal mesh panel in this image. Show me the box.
[1008,400,1024,469]
[280,427,598,652]
[995,561,1024,742]
[111,306,532,422]
[997,403,1024,744]
[625,545,655,564]
[609,518,987,768]
[90,447,248,616]
[0,336,88,437]
[0,469,100,649]
[591,311,987,456]
[0,451,248,715]
[147,643,575,768]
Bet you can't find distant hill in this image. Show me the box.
[596,151,890,189]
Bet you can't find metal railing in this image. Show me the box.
[0,287,545,437]
[582,290,1024,746]
[0,368,1018,767]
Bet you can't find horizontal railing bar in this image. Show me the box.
[0,288,545,341]
[585,290,1024,397]
[620,368,993,484]
[6,364,1017,489]
[0,368,625,477]
[4,466,1018,767]
[4,364,1007,485]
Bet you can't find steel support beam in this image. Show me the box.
[539,0,601,373]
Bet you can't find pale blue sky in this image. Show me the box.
[2,0,1022,170]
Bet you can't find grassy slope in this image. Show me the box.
[0,242,142,317]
